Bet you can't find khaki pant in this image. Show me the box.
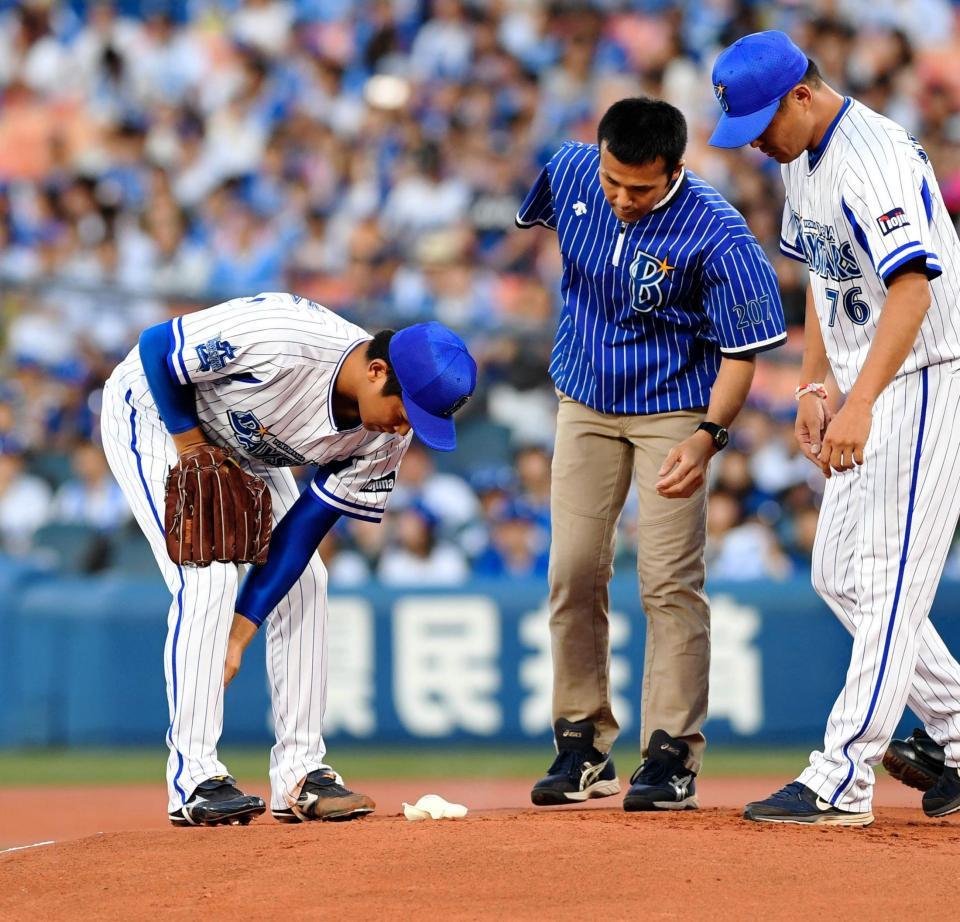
[548,393,710,772]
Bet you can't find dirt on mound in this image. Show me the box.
[2,778,960,922]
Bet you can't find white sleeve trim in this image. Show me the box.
[514,212,555,229]
[309,481,384,523]
[876,242,929,279]
[779,236,805,262]
[721,331,788,355]
[171,316,189,385]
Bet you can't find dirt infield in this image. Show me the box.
[2,777,958,921]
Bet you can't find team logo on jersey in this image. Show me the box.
[714,81,729,113]
[628,248,677,312]
[876,207,909,236]
[196,335,236,373]
[793,213,861,282]
[359,472,396,493]
[228,409,306,466]
[572,201,588,216]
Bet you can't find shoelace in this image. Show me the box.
[196,778,244,801]
[766,781,805,802]
[546,749,594,780]
[630,757,680,786]
[305,771,349,795]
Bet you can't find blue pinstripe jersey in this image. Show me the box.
[517,142,787,414]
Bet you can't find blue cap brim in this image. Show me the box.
[401,392,456,452]
[708,99,780,148]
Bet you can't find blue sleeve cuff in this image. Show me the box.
[309,479,384,522]
[878,244,942,283]
[515,166,556,230]
[779,237,806,262]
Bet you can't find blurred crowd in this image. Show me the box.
[2,0,960,583]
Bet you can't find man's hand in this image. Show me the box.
[795,394,832,476]
[817,397,873,474]
[656,430,715,499]
[224,613,258,688]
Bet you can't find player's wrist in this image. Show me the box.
[795,382,828,401]
[844,391,874,410]
[230,612,261,644]
[694,422,728,452]
[172,427,211,456]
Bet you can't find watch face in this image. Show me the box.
[715,428,729,449]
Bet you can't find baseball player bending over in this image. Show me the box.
[101,293,476,826]
[711,31,960,826]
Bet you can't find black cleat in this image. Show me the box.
[923,765,960,817]
[169,775,266,827]
[623,729,698,812]
[272,769,375,823]
[530,719,619,806]
[883,728,945,792]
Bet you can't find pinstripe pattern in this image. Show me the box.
[102,369,232,812]
[121,387,188,805]
[797,362,960,810]
[775,98,960,811]
[516,143,786,414]
[99,298,402,812]
[158,292,410,520]
[780,99,960,393]
[255,463,331,812]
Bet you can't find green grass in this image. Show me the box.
[0,745,817,786]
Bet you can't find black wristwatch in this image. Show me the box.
[696,421,729,451]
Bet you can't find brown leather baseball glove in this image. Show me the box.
[164,445,272,567]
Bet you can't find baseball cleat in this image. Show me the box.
[169,775,266,827]
[623,729,698,812]
[883,728,945,792]
[273,769,375,823]
[922,765,960,817]
[530,718,620,806]
[743,781,873,826]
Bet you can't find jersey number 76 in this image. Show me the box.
[826,287,870,327]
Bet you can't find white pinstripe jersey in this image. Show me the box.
[780,98,960,393]
[130,291,409,522]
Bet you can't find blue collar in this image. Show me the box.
[807,97,852,172]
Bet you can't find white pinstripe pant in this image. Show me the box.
[798,361,960,811]
[101,359,330,813]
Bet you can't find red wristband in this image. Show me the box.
[795,382,828,401]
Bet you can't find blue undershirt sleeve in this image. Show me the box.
[138,321,200,435]
[235,489,341,627]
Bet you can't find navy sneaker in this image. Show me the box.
[530,719,620,806]
[922,765,960,817]
[623,729,698,812]
[169,775,266,827]
[743,781,873,826]
[883,728,945,793]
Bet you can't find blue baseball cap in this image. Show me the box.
[709,31,808,149]
[388,321,477,452]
